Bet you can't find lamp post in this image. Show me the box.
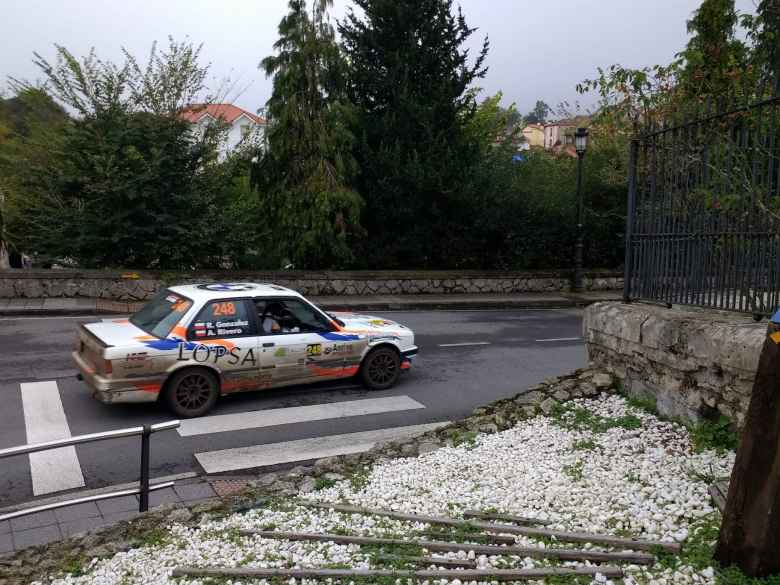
[573,127,589,293]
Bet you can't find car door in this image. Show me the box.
[253,297,347,385]
[185,298,263,393]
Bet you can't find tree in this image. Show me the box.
[676,0,749,98]
[339,0,489,267]
[0,89,69,268]
[524,100,550,124]
[255,0,363,269]
[11,41,243,268]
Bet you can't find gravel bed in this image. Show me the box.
[33,394,734,585]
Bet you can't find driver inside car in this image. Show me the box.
[260,302,300,334]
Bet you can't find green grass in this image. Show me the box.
[626,394,659,415]
[451,429,479,448]
[550,403,642,433]
[652,513,780,585]
[563,460,584,481]
[314,476,338,491]
[691,416,739,453]
[348,466,372,492]
[572,438,600,451]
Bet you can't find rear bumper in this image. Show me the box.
[72,351,161,404]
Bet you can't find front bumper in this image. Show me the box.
[72,351,160,404]
[400,345,418,370]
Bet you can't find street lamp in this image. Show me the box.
[573,127,589,293]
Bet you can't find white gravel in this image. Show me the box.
[33,394,734,585]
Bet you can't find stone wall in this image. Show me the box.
[584,301,765,428]
[0,269,623,301]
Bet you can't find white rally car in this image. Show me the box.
[73,283,418,417]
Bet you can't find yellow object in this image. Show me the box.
[770,331,780,344]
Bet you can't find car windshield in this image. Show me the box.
[130,290,192,339]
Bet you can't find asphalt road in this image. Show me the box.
[0,309,586,507]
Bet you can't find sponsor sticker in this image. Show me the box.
[306,343,322,357]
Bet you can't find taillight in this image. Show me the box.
[103,359,113,376]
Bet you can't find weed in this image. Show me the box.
[563,460,584,481]
[691,416,739,453]
[572,438,600,451]
[451,430,479,448]
[349,466,372,492]
[314,476,337,491]
[550,404,642,433]
[627,395,659,414]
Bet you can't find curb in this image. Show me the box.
[0,296,619,317]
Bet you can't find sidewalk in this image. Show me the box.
[0,291,621,317]
[0,475,226,554]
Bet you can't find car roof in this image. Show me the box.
[168,282,303,302]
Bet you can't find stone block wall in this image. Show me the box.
[583,301,765,428]
[0,269,623,301]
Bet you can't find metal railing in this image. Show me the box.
[0,420,180,522]
[623,84,780,316]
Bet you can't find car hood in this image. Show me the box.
[330,312,411,336]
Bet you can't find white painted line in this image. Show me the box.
[195,421,449,474]
[535,337,582,343]
[20,381,85,496]
[179,396,426,437]
[438,342,492,348]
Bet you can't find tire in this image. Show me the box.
[164,368,219,418]
[360,347,401,390]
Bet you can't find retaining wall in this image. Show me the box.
[0,269,623,301]
[584,301,765,428]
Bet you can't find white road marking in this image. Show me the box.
[535,337,582,342]
[438,342,492,348]
[20,381,85,496]
[179,395,426,437]
[194,421,450,474]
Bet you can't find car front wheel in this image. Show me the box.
[164,368,219,418]
[360,347,401,390]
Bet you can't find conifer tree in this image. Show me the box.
[257,0,362,269]
[339,0,489,267]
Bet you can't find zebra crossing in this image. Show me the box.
[9,379,439,498]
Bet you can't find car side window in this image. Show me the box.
[255,298,331,335]
[188,299,256,339]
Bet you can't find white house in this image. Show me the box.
[180,103,266,155]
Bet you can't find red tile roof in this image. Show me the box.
[179,103,265,125]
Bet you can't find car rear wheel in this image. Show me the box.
[164,368,219,418]
[360,347,401,390]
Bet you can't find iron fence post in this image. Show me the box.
[139,424,151,512]
[574,151,586,292]
[624,138,639,303]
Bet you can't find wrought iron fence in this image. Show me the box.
[623,81,780,317]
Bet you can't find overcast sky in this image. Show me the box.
[1,0,758,117]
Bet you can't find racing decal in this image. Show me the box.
[213,302,237,316]
[317,332,362,342]
[176,343,256,366]
[324,343,354,355]
[125,352,148,362]
[306,343,323,357]
[274,347,288,357]
[223,370,272,393]
[198,283,257,292]
[132,381,162,393]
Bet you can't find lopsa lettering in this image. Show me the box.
[177,343,256,367]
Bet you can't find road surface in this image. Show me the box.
[0,309,586,507]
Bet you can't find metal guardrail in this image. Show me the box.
[0,420,180,522]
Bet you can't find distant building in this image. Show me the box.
[521,124,545,148]
[179,103,266,155]
[543,116,590,153]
